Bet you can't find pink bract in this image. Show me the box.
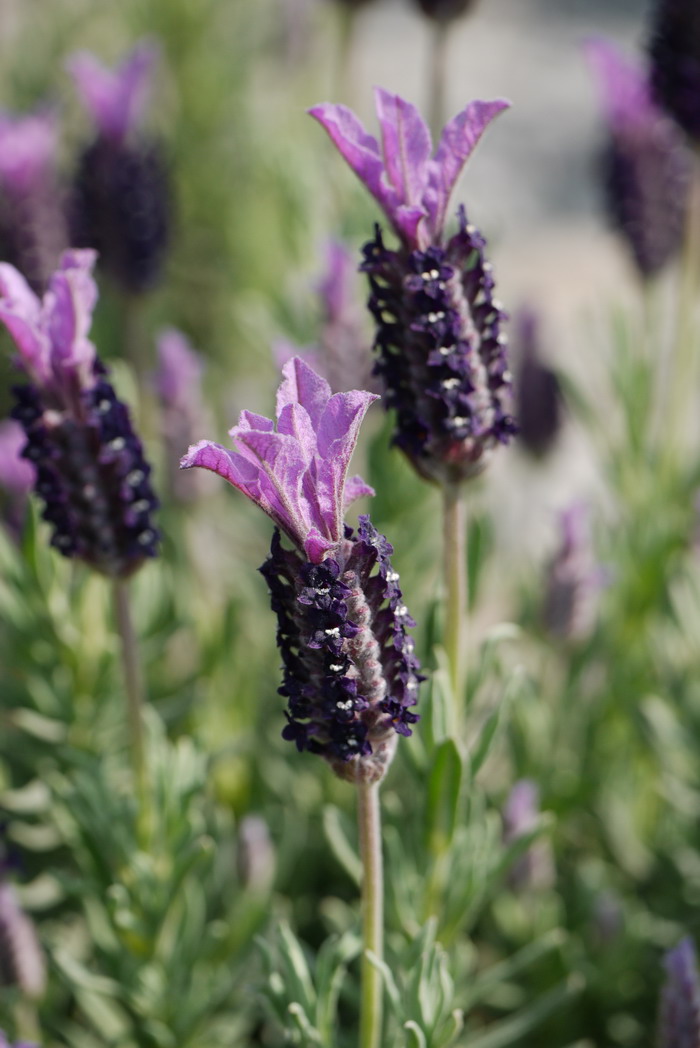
[0,111,59,195]
[309,88,509,250]
[0,251,98,391]
[181,357,378,562]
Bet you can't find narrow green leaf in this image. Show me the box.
[426,739,463,855]
[404,1020,428,1048]
[322,805,362,886]
[466,974,584,1048]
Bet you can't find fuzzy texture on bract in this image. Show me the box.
[0,252,159,575]
[586,37,691,278]
[68,41,170,293]
[658,938,700,1047]
[649,0,700,143]
[0,111,68,292]
[181,358,422,781]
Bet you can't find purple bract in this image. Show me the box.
[67,40,158,145]
[309,88,508,252]
[658,938,700,1047]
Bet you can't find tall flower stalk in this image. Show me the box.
[181,357,422,1045]
[310,90,515,716]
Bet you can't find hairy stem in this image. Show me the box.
[443,479,467,726]
[358,779,383,1048]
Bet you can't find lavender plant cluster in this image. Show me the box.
[0,0,699,1045]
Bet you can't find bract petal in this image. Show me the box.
[316,389,379,537]
[234,429,311,544]
[67,40,157,142]
[0,111,59,193]
[308,103,392,215]
[343,474,375,510]
[236,410,275,434]
[584,37,652,128]
[304,526,335,564]
[374,88,432,210]
[180,440,287,533]
[428,99,510,238]
[277,402,316,462]
[0,265,48,381]
[277,356,331,429]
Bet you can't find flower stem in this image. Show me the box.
[357,779,383,1048]
[442,479,467,726]
[112,578,148,808]
[428,18,450,138]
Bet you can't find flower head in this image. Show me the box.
[543,504,604,643]
[309,88,508,251]
[658,938,700,1047]
[182,357,377,562]
[310,90,515,483]
[68,41,170,294]
[0,253,159,574]
[68,40,158,145]
[586,37,691,278]
[182,359,421,780]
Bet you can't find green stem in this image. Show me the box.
[112,578,148,808]
[357,779,383,1048]
[428,19,449,138]
[443,480,467,725]
[665,149,700,468]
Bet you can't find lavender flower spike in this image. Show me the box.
[586,38,691,278]
[310,90,516,483]
[649,0,700,143]
[67,40,158,146]
[182,358,422,781]
[658,938,700,1047]
[0,251,159,575]
[309,89,508,251]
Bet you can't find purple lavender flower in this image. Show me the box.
[543,504,603,643]
[658,938,700,1047]
[0,420,35,537]
[0,1034,36,1048]
[514,307,562,459]
[154,328,212,502]
[237,815,276,893]
[0,110,68,292]
[649,0,700,143]
[586,38,691,279]
[0,250,159,575]
[181,357,422,781]
[309,90,515,484]
[502,779,554,892]
[276,241,375,394]
[67,41,169,293]
[0,881,45,1000]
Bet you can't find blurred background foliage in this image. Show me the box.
[0,0,699,1045]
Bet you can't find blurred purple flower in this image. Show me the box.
[414,0,478,21]
[658,938,700,1047]
[0,110,68,292]
[310,90,516,483]
[0,1034,35,1048]
[181,358,422,780]
[514,307,562,459]
[310,89,507,252]
[0,881,45,1000]
[154,328,212,502]
[502,779,554,892]
[277,241,375,394]
[68,40,158,145]
[0,251,159,574]
[68,41,169,294]
[237,815,276,893]
[0,419,35,538]
[586,37,691,278]
[649,0,700,143]
[543,503,604,643]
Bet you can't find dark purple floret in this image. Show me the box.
[361,207,516,484]
[70,137,170,293]
[658,938,700,1048]
[414,0,477,21]
[11,362,159,576]
[260,516,422,783]
[649,0,700,142]
[602,123,690,278]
